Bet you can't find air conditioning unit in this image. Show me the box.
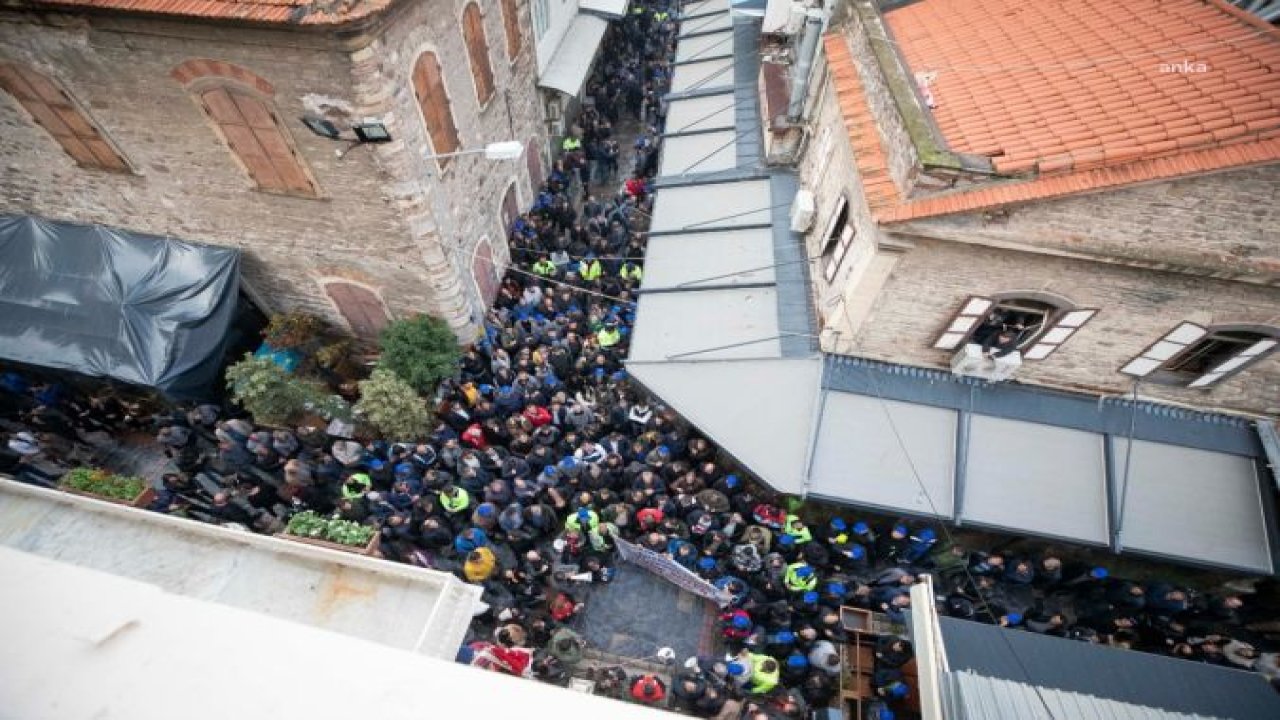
[790,188,815,232]
[950,344,1022,382]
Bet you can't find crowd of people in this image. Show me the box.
[2,2,1279,719]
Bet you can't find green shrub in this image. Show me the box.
[377,314,460,394]
[354,368,431,441]
[62,467,146,501]
[262,310,326,351]
[225,354,350,426]
[285,510,375,547]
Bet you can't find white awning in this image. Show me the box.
[659,130,738,176]
[762,0,793,32]
[630,288,781,362]
[1116,440,1272,572]
[810,394,957,517]
[963,416,1110,545]
[666,94,737,132]
[682,8,735,35]
[579,0,629,19]
[537,14,609,96]
[642,228,776,289]
[683,0,731,15]
[650,179,772,233]
[670,56,736,94]
[675,29,735,63]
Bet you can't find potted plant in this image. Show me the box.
[279,510,380,555]
[376,314,461,394]
[353,368,431,441]
[60,467,156,508]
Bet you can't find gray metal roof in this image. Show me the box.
[939,616,1280,720]
[944,671,1228,720]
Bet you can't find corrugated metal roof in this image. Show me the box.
[939,617,1280,720]
[946,671,1226,720]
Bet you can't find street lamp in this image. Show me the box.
[422,140,524,162]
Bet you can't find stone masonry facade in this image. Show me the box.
[797,14,1280,418]
[0,0,544,340]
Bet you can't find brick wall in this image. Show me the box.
[844,2,919,195]
[0,0,544,340]
[849,236,1280,416]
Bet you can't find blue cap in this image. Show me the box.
[893,523,908,536]
[394,462,413,476]
[827,582,846,596]
[830,517,847,531]
[778,534,794,546]
[888,682,909,699]
[368,459,385,470]
[795,566,813,578]
[478,384,494,394]
[1091,567,1109,579]
[577,508,591,522]
[699,557,717,570]
[725,474,740,488]
[477,503,496,518]
[778,630,795,643]
[802,591,819,605]
[731,615,750,629]
[851,545,866,560]
[853,521,870,534]
[499,385,513,395]
[727,661,746,676]
[877,709,895,720]
[786,654,808,668]
[918,527,937,542]
[1006,612,1023,625]
[543,465,556,476]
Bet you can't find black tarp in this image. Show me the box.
[0,215,241,398]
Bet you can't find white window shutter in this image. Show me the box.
[1121,322,1208,377]
[933,296,993,350]
[1188,338,1278,388]
[1023,308,1096,361]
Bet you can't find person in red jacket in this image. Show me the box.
[522,403,552,427]
[630,673,666,704]
[460,423,488,450]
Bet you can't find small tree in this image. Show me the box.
[355,369,431,440]
[378,314,461,394]
[262,310,326,351]
[225,354,349,426]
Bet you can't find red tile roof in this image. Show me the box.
[827,0,1280,222]
[23,0,392,25]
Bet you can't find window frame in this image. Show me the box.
[500,0,524,62]
[932,291,1091,360]
[190,80,321,197]
[1123,323,1279,388]
[0,62,131,173]
[820,195,853,284]
[412,50,463,171]
[460,2,497,108]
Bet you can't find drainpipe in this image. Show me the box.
[786,8,825,121]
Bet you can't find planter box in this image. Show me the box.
[839,606,873,634]
[276,530,381,557]
[61,484,157,509]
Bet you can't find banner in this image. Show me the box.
[614,535,733,607]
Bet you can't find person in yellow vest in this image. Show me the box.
[619,261,643,283]
[463,546,497,582]
[653,9,669,23]
[783,514,813,544]
[532,255,557,277]
[562,135,582,153]
[564,506,599,534]
[596,320,622,348]
[784,561,818,593]
[748,654,780,695]
[578,256,602,282]
[440,484,471,516]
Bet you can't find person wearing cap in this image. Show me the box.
[340,472,372,501]
[781,652,810,685]
[850,520,877,547]
[784,561,818,593]
[546,626,585,668]
[462,546,497,583]
[721,608,753,641]
[564,506,599,534]
[470,502,499,530]
[764,629,798,658]
[902,526,939,564]
[439,484,472,517]
[875,637,914,668]
[879,522,911,563]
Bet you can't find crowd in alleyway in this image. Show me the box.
[2,2,1279,719]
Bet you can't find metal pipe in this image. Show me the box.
[786,9,825,120]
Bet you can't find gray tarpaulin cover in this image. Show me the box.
[0,215,240,397]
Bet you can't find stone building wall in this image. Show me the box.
[847,235,1280,416]
[0,0,544,339]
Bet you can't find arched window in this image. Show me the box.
[324,281,390,341]
[462,3,496,106]
[472,237,500,307]
[1122,324,1278,388]
[0,62,129,172]
[501,180,520,234]
[501,0,523,61]
[525,136,544,189]
[933,292,1096,361]
[412,51,461,168]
